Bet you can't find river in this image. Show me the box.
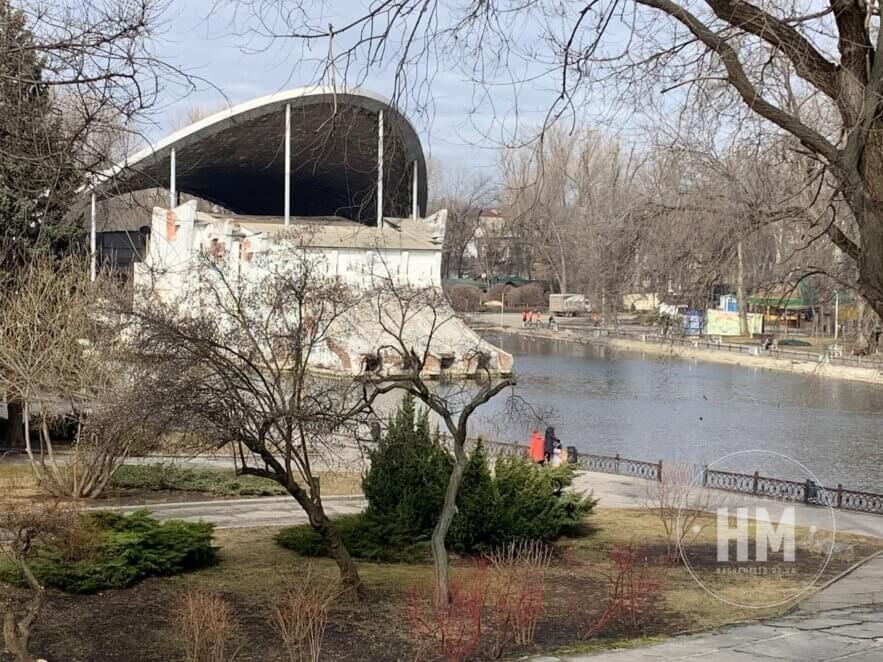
[473,333,883,492]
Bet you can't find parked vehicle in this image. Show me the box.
[549,293,587,317]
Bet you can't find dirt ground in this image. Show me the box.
[2,508,879,662]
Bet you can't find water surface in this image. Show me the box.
[473,334,883,491]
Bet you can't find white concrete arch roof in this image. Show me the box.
[95,87,427,223]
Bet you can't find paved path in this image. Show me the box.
[531,551,883,661]
[575,472,883,538]
[99,494,366,529]
[98,469,882,537]
[797,553,883,613]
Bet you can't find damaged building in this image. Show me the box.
[88,86,512,378]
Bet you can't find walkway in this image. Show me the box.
[98,469,883,537]
[574,472,883,538]
[531,555,883,661]
[468,312,883,386]
[797,553,883,613]
[98,494,366,529]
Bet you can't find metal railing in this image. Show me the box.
[576,452,662,482]
[702,467,883,515]
[465,438,882,516]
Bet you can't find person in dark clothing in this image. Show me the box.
[543,426,560,463]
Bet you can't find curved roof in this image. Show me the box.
[96,87,427,222]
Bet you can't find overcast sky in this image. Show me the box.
[152,1,623,176]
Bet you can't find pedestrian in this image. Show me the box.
[550,442,563,467]
[548,314,557,331]
[522,309,528,328]
[536,310,543,328]
[543,425,559,464]
[529,430,545,463]
[528,310,534,328]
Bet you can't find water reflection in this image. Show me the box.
[473,334,883,491]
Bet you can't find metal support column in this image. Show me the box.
[90,191,97,282]
[169,147,177,208]
[377,110,384,228]
[412,160,418,221]
[284,103,291,226]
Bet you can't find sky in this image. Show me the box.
[149,0,619,178]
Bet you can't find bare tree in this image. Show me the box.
[429,161,496,279]
[167,103,232,132]
[222,0,883,322]
[1,0,207,449]
[501,126,642,296]
[644,462,721,561]
[0,0,205,262]
[0,255,156,498]
[360,268,514,606]
[123,231,383,596]
[1,498,79,662]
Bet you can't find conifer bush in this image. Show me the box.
[0,510,217,593]
[493,454,595,541]
[447,441,501,554]
[361,394,452,537]
[274,513,429,563]
[276,395,595,561]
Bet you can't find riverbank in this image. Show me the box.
[603,334,883,385]
[470,314,883,386]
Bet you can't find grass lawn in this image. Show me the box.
[3,507,879,662]
[0,461,363,505]
[0,461,39,501]
[109,464,363,498]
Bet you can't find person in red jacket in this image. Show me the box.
[529,430,545,463]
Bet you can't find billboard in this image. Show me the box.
[705,309,763,336]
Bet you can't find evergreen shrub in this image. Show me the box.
[0,510,217,593]
[275,395,595,561]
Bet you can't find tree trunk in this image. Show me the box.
[298,493,363,598]
[430,435,468,607]
[2,607,38,662]
[316,511,362,598]
[558,254,568,293]
[855,297,870,351]
[2,565,43,662]
[736,241,749,337]
[3,401,25,448]
[852,126,883,323]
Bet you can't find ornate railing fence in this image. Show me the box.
[701,468,883,515]
[575,452,662,482]
[469,438,883,516]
